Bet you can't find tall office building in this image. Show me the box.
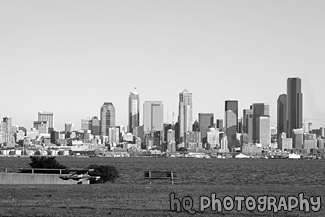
[256,116,271,148]
[287,77,303,138]
[128,91,140,133]
[225,100,238,150]
[90,116,100,135]
[65,123,73,134]
[100,102,115,137]
[292,128,303,149]
[252,103,270,143]
[81,118,91,131]
[178,89,192,143]
[38,112,54,132]
[198,113,214,144]
[143,101,164,132]
[277,94,287,137]
[33,121,48,134]
[216,119,223,131]
[243,108,253,142]
[2,117,12,144]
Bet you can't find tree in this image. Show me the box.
[29,156,67,169]
[87,164,119,184]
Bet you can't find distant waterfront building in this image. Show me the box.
[65,123,73,134]
[192,120,199,132]
[184,131,201,150]
[287,78,303,138]
[198,113,214,144]
[143,101,164,132]
[33,121,48,134]
[256,116,271,148]
[219,135,229,153]
[167,141,176,153]
[2,117,12,144]
[252,103,269,143]
[38,112,54,132]
[100,102,115,137]
[167,129,175,143]
[304,136,317,153]
[90,116,100,136]
[277,132,292,151]
[108,127,120,146]
[216,119,223,131]
[317,138,324,149]
[81,118,91,131]
[292,128,303,149]
[225,100,238,151]
[128,91,140,133]
[206,127,219,149]
[277,94,287,137]
[178,89,193,143]
[243,108,253,143]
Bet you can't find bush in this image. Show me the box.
[87,164,119,184]
[29,156,67,169]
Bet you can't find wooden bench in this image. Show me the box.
[144,171,178,185]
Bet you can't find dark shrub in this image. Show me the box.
[19,156,68,174]
[87,164,119,184]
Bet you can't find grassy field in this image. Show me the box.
[1,157,325,216]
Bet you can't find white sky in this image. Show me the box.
[0,0,324,130]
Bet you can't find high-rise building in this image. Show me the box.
[225,100,238,150]
[292,128,303,149]
[128,91,140,133]
[143,101,164,132]
[206,127,219,149]
[38,112,54,132]
[277,94,287,137]
[256,116,271,148]
[81,118,91,131]
[100,102,115,137]
[90,116,100,136]
[243,108,253,143]
[287,77,303,138]
[198,113,214,144]
[216,119,223,131]
[252,103,269,143]
[178,89,192,143]
[278,132,292,151]
[65,123,73,134]
[33,121,48,134]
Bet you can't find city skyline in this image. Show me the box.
[1,1,325,130]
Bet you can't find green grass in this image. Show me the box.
[1,157,325,216]
[1,184,324,216]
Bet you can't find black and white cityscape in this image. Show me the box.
[1,77,324,158]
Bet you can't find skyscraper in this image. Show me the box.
[243,108,253,142]
[198,113,214,144]
[143,101,164,132]
[277,94,287,137]
[65,123,73,134]
[178,89,192,143]
[225,100,238,150]
[33,121,48,134]
[252,103,269,143]
[287,77,303,138]
[256,116,271,148]
[38,112,54,132]
[90,116,100,136]
[128,91,140,133]
[100,102,115,137]
[81,118,91,131]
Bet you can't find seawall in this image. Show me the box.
[0,173,77,184]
